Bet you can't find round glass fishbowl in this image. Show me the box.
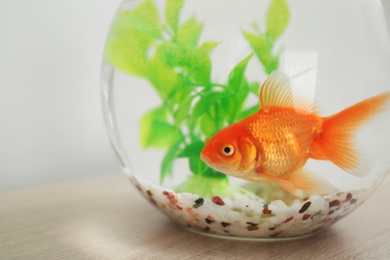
[101,0,390,240]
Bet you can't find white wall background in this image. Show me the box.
[0,0,123,192]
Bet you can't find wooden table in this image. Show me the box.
[1,173,389,259]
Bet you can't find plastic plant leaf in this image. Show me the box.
[125,0,162,39]
[238,104,260,120]
[105,0,162,76]
[191,91,229,120]
[228,54,253,91]
[140,107,181,149]
[177,17,203,48]
[160,142,182,183]
[200,113,218,137]
[174,93,196,125]
[176,141,204,158]
[198,41,220,53]
[249,82,261,95]
[186,42,219,85]
[165,0,184,33]
[187,49,212,84]
[147,56,179,99]
[266,0,290,41]
[224,54,253,120]
[156,42,188,68]
[105,17,152,76]
[219,95,237,124]
[242,31,278,74]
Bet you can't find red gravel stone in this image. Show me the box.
[329,200,340,207]
[346,193,353,201]
[211,196,225,206]
[263,207,272,215]
[246,223,259,231]
[302,214,311,220]
[283,217,294,223]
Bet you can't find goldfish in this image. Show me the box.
[200,71,390,197]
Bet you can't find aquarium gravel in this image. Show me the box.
[130,175,372,239]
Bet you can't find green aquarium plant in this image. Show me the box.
[105,0,290,198]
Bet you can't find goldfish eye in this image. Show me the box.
[221,145,234,157]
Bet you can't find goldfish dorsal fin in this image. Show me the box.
[260,70,318,114]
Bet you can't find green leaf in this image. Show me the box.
[249,82,261,95]
[219,95,237,124]
[104,0,162,76]
[140,107,181,149]
[160,142,182,184]
[233,80,250,118]
[186,42,219,85]
[201,167,227,179]
[198,41,220,53]
[200,113,218,137]
[105,18,151,76]
[238,104,260,120]
[243,31,278,74]
[228,54,253,91]
[189,156,203,175]
[177,17,203,48]
[266,0,290,40]
[174,93,196,125]
[165,0,184,33]
[176,141,204,158]
[156,42,187,68]
[187,49,212,84]
[126,0,162,39]
[191,91,229,120]
[147,56,179,99]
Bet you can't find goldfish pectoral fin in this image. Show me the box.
[280,169,335,196]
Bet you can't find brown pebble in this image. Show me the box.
[299,201,311,213]
[205,214,215,224]
[246,224,259,231]
[205,218,213,224]
[263,207,272,215]
[211,196,225,206]
[221,222,231,228]
[302,214,311,220]
[146,190,152,196]
[346,193,353,201]
[329,200,340,207]
[328,210,335,215]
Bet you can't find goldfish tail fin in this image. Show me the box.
[278,169,336,197]
[311,92,390,176]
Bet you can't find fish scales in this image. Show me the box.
[243,108,321,177]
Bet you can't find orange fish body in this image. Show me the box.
[200,71,390,196]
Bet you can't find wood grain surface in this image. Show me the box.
[1,173,389,260]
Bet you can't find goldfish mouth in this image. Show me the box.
[200,152,210,164]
